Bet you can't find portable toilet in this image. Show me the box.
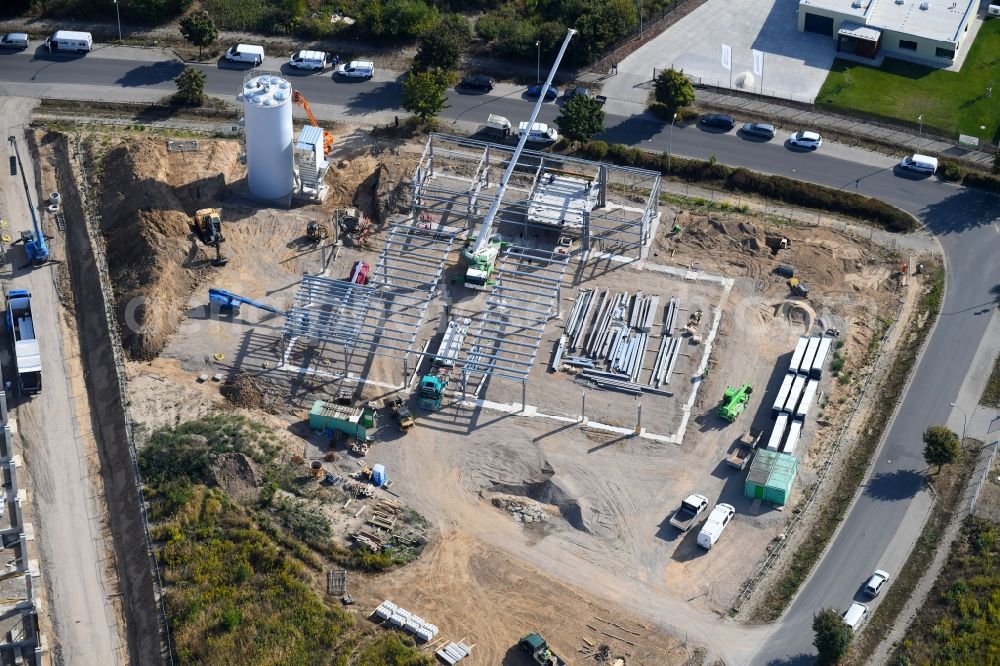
[744,449,797,505]
[371,464,387,487]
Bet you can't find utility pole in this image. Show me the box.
[536,41,541,84]
[668,112,677,174]
[114,0,123,41]
[918,114,924,149]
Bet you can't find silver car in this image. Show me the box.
[863,569,889,597]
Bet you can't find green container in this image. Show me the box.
[309,400,368,441]
[744,448,797,506]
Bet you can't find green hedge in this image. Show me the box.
[577,141,917,233]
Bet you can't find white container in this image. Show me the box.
[767,413,789,452]
[811,337,833,379]
[784,375,807,414]
[795,379,820,421]
[240,75,294,200]
[783,420,802,455]
[788,336,808,374]
[772,372,795,418]
[801,337,820,374]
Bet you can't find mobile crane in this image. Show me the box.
[8,135,53,266]
[459,29,576,287]
[292,91,334,156]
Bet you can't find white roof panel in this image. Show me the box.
[14,340,40,373]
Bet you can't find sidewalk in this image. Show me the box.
[694,88,995,168]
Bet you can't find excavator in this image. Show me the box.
[190,208,228,266]
[292,90,334,156]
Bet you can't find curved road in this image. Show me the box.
[1,46,998,664]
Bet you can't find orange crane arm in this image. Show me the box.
[292,90,335,155]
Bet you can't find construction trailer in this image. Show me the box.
[744,448,797,506]
[6,289,41,395]
[309,399,369,442]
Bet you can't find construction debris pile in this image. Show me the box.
[552,289,697,395]
[492,497,548,524]
[349,497,402,551]
[371,600,440,642]
[219,372,268,409]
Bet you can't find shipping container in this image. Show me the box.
[744,448,797,505]
[811,337,833,379]
[772,372,795,418]
[767,413,789,451]
[800,337,821,374]
[795,379,820,421]
[783,420,802,455]
[789,336,809,375]
[784,375,807,414]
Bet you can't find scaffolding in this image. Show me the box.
[412,134,662,257]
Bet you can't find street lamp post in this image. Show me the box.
[950,401,968,443]
[918,114,924,149]
[114,0,122,42]
[668,112,677,174]
[536,41,541,84]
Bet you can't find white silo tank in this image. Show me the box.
[239,74,294,200]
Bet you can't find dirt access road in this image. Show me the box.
[0,97,124,664]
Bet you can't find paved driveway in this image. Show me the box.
[604,0,836,105]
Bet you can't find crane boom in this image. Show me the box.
[291,90,335,155]
[469,29,577,257]
[7,134,50,265]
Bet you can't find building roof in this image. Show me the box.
[800,0,976,43]
[838,21,882,40]
[747,448,798,489]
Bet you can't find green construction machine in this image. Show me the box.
[717,383,753,423]
[460,234,509,288]
[417,318,471,411]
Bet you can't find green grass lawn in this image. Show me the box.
[816,18,1000,141]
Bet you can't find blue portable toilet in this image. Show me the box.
[371,464,387,487]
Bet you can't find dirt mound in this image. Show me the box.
[207,452,261,503]
[97,137,242,360]
[489,472,590,534]
[220,372,269,410]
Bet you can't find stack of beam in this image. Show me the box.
[648,297,683,388]
[371,600,439,641]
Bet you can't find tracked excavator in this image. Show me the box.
[190,208,228,266]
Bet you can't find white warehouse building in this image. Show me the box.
[797,0,977,64]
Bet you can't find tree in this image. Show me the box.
[923,424,960,473]
[654,68,695,111]
[402,69,449,121]
[813,608,851,665]
[174,66,206,106]
[179,10,217,58]
[554,94,605,144]
[413,30,460,72]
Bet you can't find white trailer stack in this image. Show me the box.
[772,373,795,418]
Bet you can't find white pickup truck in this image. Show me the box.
[668,494,709,532]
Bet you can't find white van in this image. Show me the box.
[0,33,29,50]
[899,153,938,174]
[696,503,735,549]
[337,60,374,79]
[842,602,869,631]
[224,44,264,65]
[517,121,559,144]
[44,30,92,53]
[288,50,327,70]
[485,114,511,138]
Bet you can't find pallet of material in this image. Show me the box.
[376,498,403,514]
[436,642,472,664]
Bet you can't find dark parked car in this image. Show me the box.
[741,122,776,139]
[458,74,495,91]
[526,83,560,101]
[699,114,735,130]
[563,86,590,99]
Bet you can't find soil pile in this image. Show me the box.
[97,138,241,360]
[208,452,262,503]
[220,372,269,410]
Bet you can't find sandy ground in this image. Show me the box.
[74,126,914,663]
[2,99,126,664]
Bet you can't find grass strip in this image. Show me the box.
[981,353,1000,409]
[750,263,944,621]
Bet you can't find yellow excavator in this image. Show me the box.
[190,208,228,266]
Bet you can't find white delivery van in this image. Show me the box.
[288,50,328,70]
[44,30,92,53]
[517,122,559,144]
[337,60,374,79]
[842,602,869,631]
[0,33,29,50]
[224,44,264,65]
[899,154,938,174]
[696,503,735,549]
[485,114,511,138]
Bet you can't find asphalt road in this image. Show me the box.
[2,47,999,663]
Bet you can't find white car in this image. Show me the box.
[288,50,328,70]
[223,44,264,65]
[789,131,823,149]
[863,569,890,597]
[696,503,735,549]
[842,602,869,631]
[336,60,375,79]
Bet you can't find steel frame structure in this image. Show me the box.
[412,134,661,257]
[281,224,456,373]
[462,245,569,387]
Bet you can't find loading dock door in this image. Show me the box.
[804,13,834,36]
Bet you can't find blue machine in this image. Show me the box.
[8,135,50,266]
[208,288,286,317]
[371,464,387,487]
